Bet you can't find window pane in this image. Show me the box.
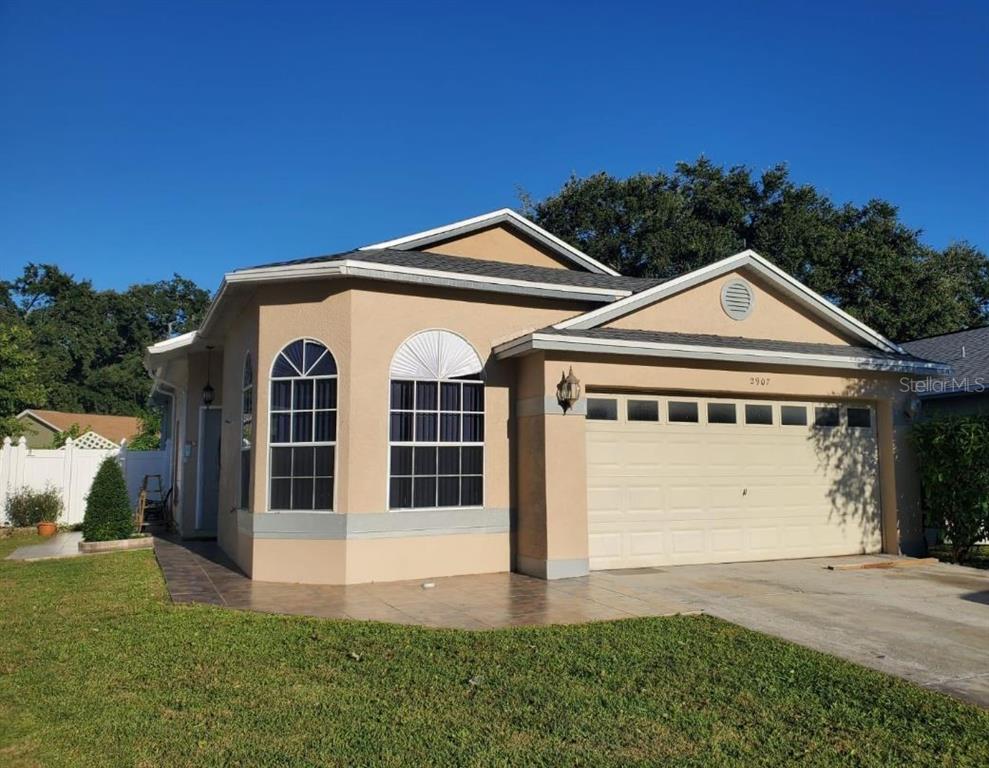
[413,477,437,508]
[240,450,251,508]
[272,354,297,378]
[308,351,336,376]
[587,398,618,420]
[707,403,736,424]
[283,340,304,374]
[391,380,414,410]
[461,476,482,506]
[314,410,336,442]
[293,447,314,477]
[271,381,292,410]
[416,381,438,410]
[440,413,461,442]
[389,477,412,509]
[316,379,337,409]
[745,404,773,425]
[271,447,292,477]
[438,446,460,474]
[292,412,313,443]
[462,414,484,442]
[291,479,314,510]
[668,401,699,423]
[438,476,460,507]
[781,405,807,426]
[293,379,313,410]
[314,478,333,510]
[242,388,253,416]
[303,340,328,374]
[415,412,438,442]
[390,412,413,442]
[270,478,291,509]
[270,414,290,443]
[391,446,413,476]
[440,382,461,411]
[461,446,483,475]
[815,406,840,427]
[848,407,872,428]
[413,446,437,475]
[315,446,334,477]
[627,400,659,422]
[463,383,484,412]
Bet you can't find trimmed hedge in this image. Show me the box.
[82,457,133,542]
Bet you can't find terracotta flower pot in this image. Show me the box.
[36,522,57,537]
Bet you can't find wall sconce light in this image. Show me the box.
[202,345,216,406]
[556,366,581,413]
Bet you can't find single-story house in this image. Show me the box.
[15,409,142,449]
[900,326,988,416]
[145,208,948,585]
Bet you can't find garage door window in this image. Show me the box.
[814,406,840,428]
[627,400,659,422]
[587,398,618,421]
[707,402,736,424]
[668,401,699,423]
[781,405,808,426]
[847,407,872,429]
[745,404,774,425]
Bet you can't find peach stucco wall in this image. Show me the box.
[424,224,577,270]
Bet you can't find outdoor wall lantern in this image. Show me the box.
[556,366,582,413]
[202,345,216,406]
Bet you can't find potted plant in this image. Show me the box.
[5,486,63,537]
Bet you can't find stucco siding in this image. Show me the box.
[423,223,578,271]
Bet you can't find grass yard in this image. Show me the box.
[1,535,987,767]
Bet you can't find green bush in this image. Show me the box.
[82,457,133,542]
[5,486,63,527]
[912,413,989,563]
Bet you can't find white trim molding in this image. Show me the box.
[359,208,621,276]
[551,249,905,355]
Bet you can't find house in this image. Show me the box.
[144,209,947,585]
[900,326,988,415]
[15,409,142,449]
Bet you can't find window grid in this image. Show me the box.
[269,339,336,511]
[389,378,483,510]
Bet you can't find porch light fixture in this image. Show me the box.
[556,366,581,413]
[202,346,216,406]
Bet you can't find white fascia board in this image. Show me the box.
[552,249,903,355]
[358,208,621,277]
[493,332,950,375]
[146,329,198,356]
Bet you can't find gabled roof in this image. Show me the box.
[551,249,905,355]
[359,208,621,276]
[901,326,989,396]
[17,409,141,445]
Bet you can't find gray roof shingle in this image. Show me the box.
[901,326,989,393]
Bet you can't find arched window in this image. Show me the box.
[389,330,484,510]
[240,353,253,509]
[269,339,337,511]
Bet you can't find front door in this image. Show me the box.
[197,408,222,532]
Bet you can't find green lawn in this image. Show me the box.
[1,534,987,767]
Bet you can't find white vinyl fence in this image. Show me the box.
[0,436,170,526]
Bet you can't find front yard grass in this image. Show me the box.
[1,534,987,767]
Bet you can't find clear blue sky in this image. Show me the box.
[1,0,987,293]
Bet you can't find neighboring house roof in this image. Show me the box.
[901,326,989,397]
[494,327,948,375]
[358,208,621,276]
[17,409,141,445]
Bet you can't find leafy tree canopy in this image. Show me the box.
[521,158,989,341]
[0,320,47,438]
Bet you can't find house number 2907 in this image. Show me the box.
[750,376,770,386]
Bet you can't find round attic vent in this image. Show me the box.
[721,279,754,320]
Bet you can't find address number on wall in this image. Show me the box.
[749,376,771,386]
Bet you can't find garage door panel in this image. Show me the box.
[587,395,881,570]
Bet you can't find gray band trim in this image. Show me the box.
[240,507,510,540]
[516,555,590,580]
[516,396,588,418]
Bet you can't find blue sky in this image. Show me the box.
[1,1,986,293]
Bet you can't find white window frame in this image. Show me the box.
[266,338,338,513]
[240,352,253,510]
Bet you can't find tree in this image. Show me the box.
[82,457,133,542]
[521,158,989,341]
[0,320,47,438]
[127,409,162,451]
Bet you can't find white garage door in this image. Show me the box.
[586,394,882,570]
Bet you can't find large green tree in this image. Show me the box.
[0,320,47,438]
[521,159,989,341]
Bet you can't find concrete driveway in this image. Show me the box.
[593,555,989,708]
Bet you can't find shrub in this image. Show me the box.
[82,457,133,542]
[5,486,63,527]
[912,413,989,563]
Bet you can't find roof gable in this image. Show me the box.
[17,409,141,445]
[552,249,903,354]
[359,209,620,276]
